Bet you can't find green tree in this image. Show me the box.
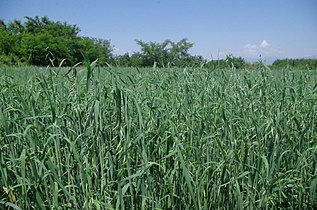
[7,20,24,35]
[130,52,143,67]
[20,16,81,65]
[0,22,13,55]
[115,53,131,67]
[0,20,21,65]
[74,37,113,64]
[135,39,171,67]
[0,16,113,66]
[225,54,246,69]
[205,55,246,70]
[134,38,197,67]
[169,38,194,66]
[20,32,73,66]
[272,59,317,70]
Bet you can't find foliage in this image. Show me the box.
[133,38,205,67]
[135,39,171,67]
[1,16,317,69]
[0,16,113,66]
[74,37,112,65]
[272,58,317,70]
[114,53,131,67]
[169,38,195,66]
[205,54,247,69]
[113,38,206,68]
[0,66,317,209]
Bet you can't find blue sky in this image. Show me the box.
[1,0,317,60]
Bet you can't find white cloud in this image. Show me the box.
[244,44,257,49]
[243,40,274,56]
[260,40,271,49]
[244,44,259,56]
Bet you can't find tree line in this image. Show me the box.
[0,16,316,69]
[0,16,112,66]
[271,58,317,70]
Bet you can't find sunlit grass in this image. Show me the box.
[0,65,317,209]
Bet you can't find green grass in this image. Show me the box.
[0,65,317,209]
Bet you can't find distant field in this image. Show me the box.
[0,66,316,209]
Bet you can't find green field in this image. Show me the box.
[1,65,317,209]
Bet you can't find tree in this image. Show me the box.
[0,20,20,65]
[130,53,143,67]
[169,38,194,66]
[20,32,73,66]
[133,38,197,67]
[0,16,113,66]
[205,55,246,70]
[7,20,24,35]
[272,59,317,70]
[115,53,131,67]
[74,37,113,64]
[0,23,13,55]
[225,54,246,69]
[135,39,171,67]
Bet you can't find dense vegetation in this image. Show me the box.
[1,64,316,209]
[1,16,317,69]
[0,16,112,66]
[272,58,317,70]
[0,16,205,67]
[115,39,206,68]
[1,15,317,209]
